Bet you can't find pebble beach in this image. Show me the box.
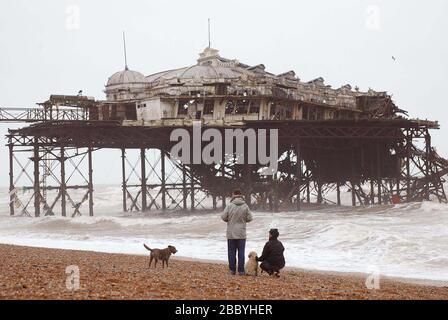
[0,244,447,300]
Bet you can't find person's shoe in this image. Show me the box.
[229,271,236,276]
[273,271,280,278]
[238,272,246,276]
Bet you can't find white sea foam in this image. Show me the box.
[0,186,447,282]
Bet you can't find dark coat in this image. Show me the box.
[257,239,285,268]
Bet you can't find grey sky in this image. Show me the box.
[0,0,447,187]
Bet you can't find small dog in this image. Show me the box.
[245,251,260,276]
[143,244,177,268]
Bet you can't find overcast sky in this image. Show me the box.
[0,0,447,187]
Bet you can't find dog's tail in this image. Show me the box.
[143,244,152,252]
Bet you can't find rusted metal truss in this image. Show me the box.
[120,149,212,213]
[5,119,447,216]
[7,140,94,217]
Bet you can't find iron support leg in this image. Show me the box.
[221,134,226,210]
[425,131,431,200]
[161,150,166,211]
[190,175,195,211]
[245,163,252,208]
[8,143,15,216]
[88,147,94,216]
[273,175,279,213]
[351,182,356,207]
[377,142,382,205]
[212,195,217,210]
[296,141,302,211]
[33,140,41,217]
[121,148,127,212]
[141,148,147,211]
[336,182,341,206]
[182,164,187,210]
[317,182,323,205]
[406,133,411,201]
[351,148,356,207]
[306,175,310,204]
[60,147,67,217]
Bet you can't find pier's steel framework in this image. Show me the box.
[4,116,447,217]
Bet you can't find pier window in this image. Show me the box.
[111,105,118,119]
[270,104,277,118]
[225,101,235,114]
[203,100,214,115]
[235,100,249,115]
[270,103,293,120]
[125,103,137,120]
[334,111,342,119]
[316,108,324,120]
[308,108,317,120]
[302,105,309,120]
[101,105,110,120]
[249,100,261,114]
[177,99,189,116]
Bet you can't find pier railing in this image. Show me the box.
[0,107,89,123]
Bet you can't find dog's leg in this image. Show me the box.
[154,259,158,268]
[162,260,165,268]
[166,258,169,268]
[149,256,153,269]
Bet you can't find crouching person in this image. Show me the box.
[257,228,285,277]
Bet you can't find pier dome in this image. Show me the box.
[146,47,243,85]
[105,68,149,101]
[107,68,148,87]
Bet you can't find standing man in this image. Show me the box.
[221,189,253,275]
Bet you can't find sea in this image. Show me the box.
[0,185,447,282]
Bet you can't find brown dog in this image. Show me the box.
[143,244,177,268]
